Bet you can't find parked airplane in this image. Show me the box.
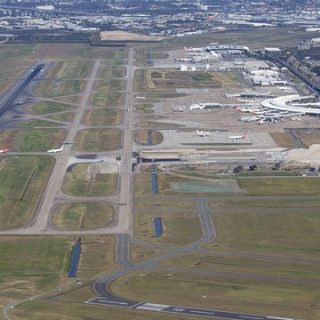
[236,106,262,113]
[0,147,8,153]
[190,103,206,111]
[229,132,247,140]
[240,116,260,122]
[175,58,193,62]
[196,130,210,137]
[47,145,64,153]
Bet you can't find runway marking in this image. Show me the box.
[137,303,170,311]
[130,302,145,309]
[189,310,216,315]
[85,298,129,306]
[99,300,129,305]
[267,317,294,320]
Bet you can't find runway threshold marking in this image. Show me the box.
[136,303,170,311]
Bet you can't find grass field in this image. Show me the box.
[135,103,154,114]
[56,61,93,79]
[130,243,161,263]
[238,176,320,195]
[163,253,320,281]
[32,44,127,60]
[12,285,200,320]
[205,210,320,257]
[0,44,35,77]
[0,236,70,310]
[89,92,125,108]
[0,44,36,93]
[97,66,127,78]
[57,95,80,104]
[1,235,118,317]
[166,27,315,49]
[75,128,122,152]
[133,198,201,246]
[44,60,92,80]
[17,119,61,127]
[94,79,126,92]
[111,270,319,320]
[82,108,122,126]
[0,128,65,152]
[35,79,84,98]
[47,111,75,122]
[62,163,118,196]
[52,203,114,230]
[134,129,163,145]
[208,198,320,209]
[27,101,74,115]
[0,156,54,229]
[134,69,146,91]
[148,70,242,89]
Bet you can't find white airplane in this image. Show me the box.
[240,116,260,122]
[196,130,210,137]
[0,147,8,154]
[235,106,262,113]
[184,46,203,52]
[190,103,206,111]
[47,145,64,153]
[229,132,247,140]
[135,96,146,99]
[175,58,193,62]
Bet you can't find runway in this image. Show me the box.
[86,296,296,320]
[0,63,44,117]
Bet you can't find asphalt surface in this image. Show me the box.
[86,297,296,320]
[116,47,134,234]
[29,59,102,233]
[0,63,44,117]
